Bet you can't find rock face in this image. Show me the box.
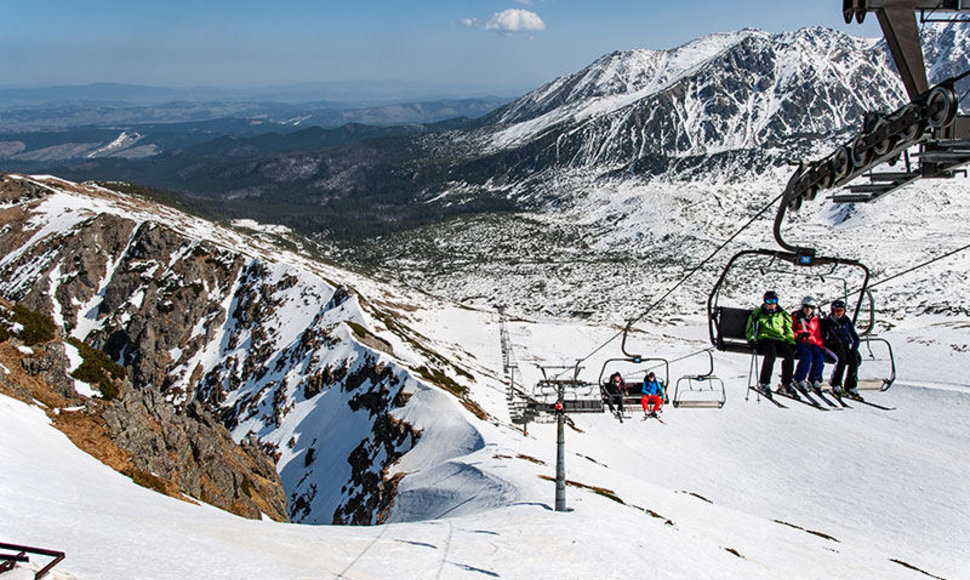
[0,296,290,522]
[0,175,436,525]
[103,387,289,521]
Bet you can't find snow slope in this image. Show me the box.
[3,304,968,579]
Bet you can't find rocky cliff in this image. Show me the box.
[0,298,289,521]
[0,173,485,525]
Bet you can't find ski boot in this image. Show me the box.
[810,380,826,397]
[756,383,774,399]
[844,388,864,401]
[780,383,801,400]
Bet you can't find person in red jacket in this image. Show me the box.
[792,295,825,393]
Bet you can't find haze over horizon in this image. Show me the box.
[4,1,880,97]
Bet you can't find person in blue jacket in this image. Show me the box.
[640,371,665,418]
[821,299,863,399]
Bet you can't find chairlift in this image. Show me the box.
[596,324,671,409]
[708,249,871,353]
[532,365,604,414]
[708,248,897,394]
[596,356,671,408]
[671,350,727,408]
[852,289,897,390]
[856,336,897,391]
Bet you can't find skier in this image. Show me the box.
[821,299,863,400]
[640,371,665,418]
[792,296,825,395]
[602,372,627,416]
[745,290,796,398]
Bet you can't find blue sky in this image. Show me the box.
[2,1,881,94]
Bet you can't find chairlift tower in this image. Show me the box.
[498,306,534,432]
[781,1,970,210]
[497,306,519,382]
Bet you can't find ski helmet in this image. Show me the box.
[801,296,818,308]
[831,299,846,310]
[763,290,779,303]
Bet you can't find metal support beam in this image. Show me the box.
[876,6,929,100]
[554,382,566,512]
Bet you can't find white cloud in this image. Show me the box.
[484,9,546,34]
[459,9,546,35]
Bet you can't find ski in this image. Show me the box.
[774,387,828,410]
[842,394,896,411]
[747,387,788,408]
[822,389,852,408]
[811,386,843,409]
[641,413,665,424]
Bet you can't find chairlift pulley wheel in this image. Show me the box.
[796,172,818,202]
[871,119,893,156]
[830,147,851,181]
[894,104,923,142]
[849,134,870,168]
[926,85,959,129]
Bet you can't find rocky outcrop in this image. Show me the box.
[103,387,289,521]
[0,297,290,522]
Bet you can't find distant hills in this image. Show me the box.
[0,79,521,108]
[4,25,968,245]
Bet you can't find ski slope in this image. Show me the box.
[3,307,968,580]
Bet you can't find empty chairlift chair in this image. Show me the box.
[671,350,726,408]
[533,365,605,414]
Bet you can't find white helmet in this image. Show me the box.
[801,295,818,307]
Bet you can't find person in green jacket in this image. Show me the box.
[746,290,797,398]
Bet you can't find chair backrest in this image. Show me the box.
[716,306,753,352]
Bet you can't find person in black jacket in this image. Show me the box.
[602,372,627,416]
[821,299,862,399]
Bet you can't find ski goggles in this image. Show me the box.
[764,298,778,304]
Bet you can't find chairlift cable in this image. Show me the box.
[862,240,970,293]
[560,190,787,376]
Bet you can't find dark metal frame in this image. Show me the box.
[779,1,970,207]
[0,543,65,580]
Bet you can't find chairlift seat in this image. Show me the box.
[715,306,758,353]
[717,306,841,363]
[672,373,726,408]
[673,400,724,408]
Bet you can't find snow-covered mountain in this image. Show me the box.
[3,269,969,579]
[348,24,970,325]
[488,28,893,159]
[477,24,966,179]
[0,173,505,526]
[2,21,970,580]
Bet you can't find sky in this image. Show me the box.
[2,1,882,95]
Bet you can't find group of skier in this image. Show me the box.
[602,370,665,420]
[745,290,863,401]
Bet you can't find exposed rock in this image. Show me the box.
[103,387,289,522]
[0,298,290,522]
[19,341,80,403]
